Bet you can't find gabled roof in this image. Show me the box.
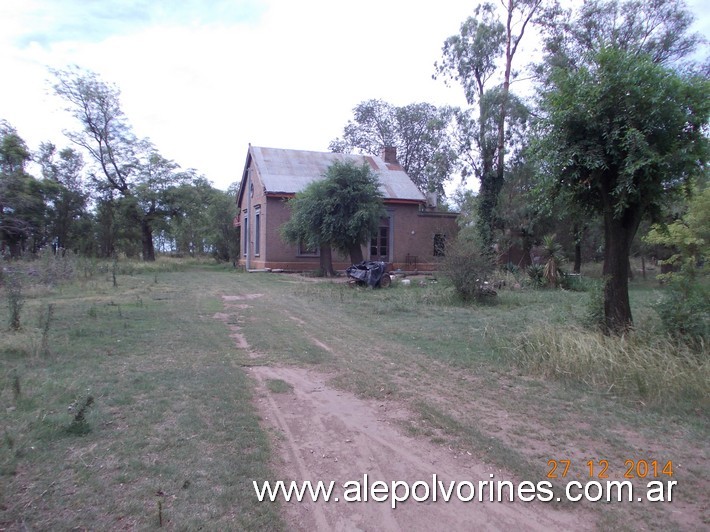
[239,146,426,204]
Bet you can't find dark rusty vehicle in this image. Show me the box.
[345,261,392,288]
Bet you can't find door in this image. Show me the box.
[370,219,389,262]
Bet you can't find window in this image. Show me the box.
[254,207,261,256]
[298,241,319,256]
[433,234,446,257]
[243,212,248,256]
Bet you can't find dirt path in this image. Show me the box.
[250,365,587,531]
[218,295,591,531]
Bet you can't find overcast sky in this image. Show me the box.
[1,0,708,191]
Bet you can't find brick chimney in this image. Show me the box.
[380,146,398,164]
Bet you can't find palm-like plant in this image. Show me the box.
[542,234,566,287]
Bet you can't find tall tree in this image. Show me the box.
[0,122,46,256]
[536,0,707,333]
[329,100,458,199]
[52,67,190,260]
[133,149,191,261]
[539,0,701,70]
[435,0,542,248]
[537,47,709,333]
[37,142,90,252]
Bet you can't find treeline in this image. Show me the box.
[0,70,238,262]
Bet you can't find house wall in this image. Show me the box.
[239,159,269,270]
[238,158,459,272]
[388,206,459,271]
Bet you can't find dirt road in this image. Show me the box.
[218,292,591,531]
[249,365,587,531]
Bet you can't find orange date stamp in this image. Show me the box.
[546,459,674,480]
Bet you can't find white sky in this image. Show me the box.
[1,0,708,191]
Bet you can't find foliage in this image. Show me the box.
[51,67,201,261]
[442,237,497,302]
[4,271,24,331]
[433,3,505,107]
[536,46,709,333]
[435,1,542,248]
[36,142,91,253]
[655,276,709,348]
[538,0,702,70]
[584,277,607,331]
[0,121,47,256]
[526,264,545,288]
[329,99,459,199]
[541,234,566,287]
[280,160,385,273]
[644,186,710,280]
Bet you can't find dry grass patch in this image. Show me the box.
[513,325,709,407]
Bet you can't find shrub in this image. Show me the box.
[655,276,709,349]
[5,271,24,331]
[526,264,545,288]
[442,238,497,302]
[541,234,566,287]
[584,277,606,331]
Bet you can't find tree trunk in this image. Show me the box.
[141,220,156,262]
[573,223,582,274]
[602,209,642,334]
[348,243,364,265]
[319,245,336,277]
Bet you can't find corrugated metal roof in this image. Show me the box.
[249,146,425,202]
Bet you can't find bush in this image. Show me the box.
[442,238,497,302]
[655,276,709,349]
[583,278,606,331]
[526,264,545,288]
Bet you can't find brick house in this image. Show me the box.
[236,145,459,271]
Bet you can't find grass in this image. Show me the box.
[0,259,282,530]
[512,324,709,407]
[266,379,294,394]
[1,257,707,530]
[233,271,708,529]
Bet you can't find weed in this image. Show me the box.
[66,394,95,435]
[12,371,21,401]
[112,257,118,287]
[5,271,24,331]
[526,264,545,288]
[266,378,293,394]
[38,303,54,357]
[583,277,606,331]
[512,325,709,405]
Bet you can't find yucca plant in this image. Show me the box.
[541,234,566,287]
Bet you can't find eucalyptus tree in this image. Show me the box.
[435,0,543,248]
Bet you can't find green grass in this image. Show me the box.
[0,263,282,530]
[266,378,294,394]
[1,259,707,530]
